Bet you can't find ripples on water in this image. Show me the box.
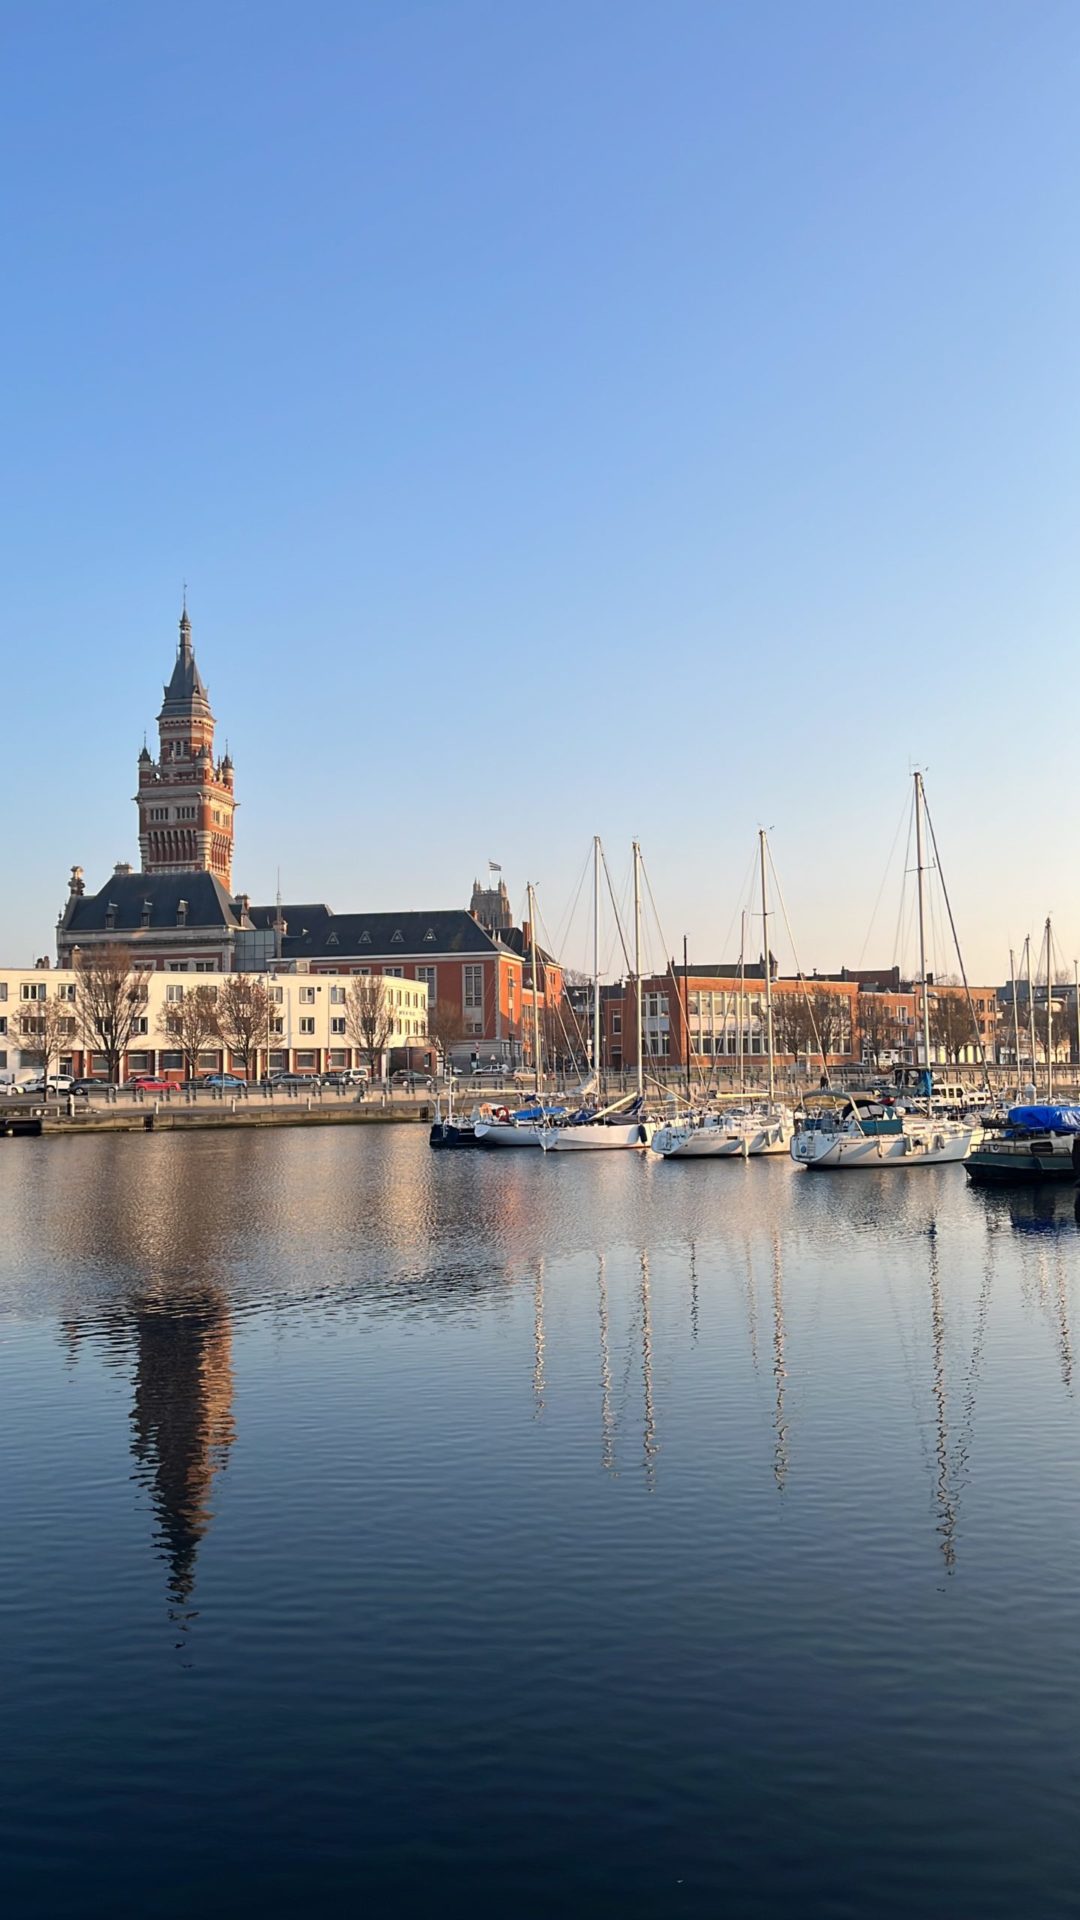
[2,1129,1080,1916]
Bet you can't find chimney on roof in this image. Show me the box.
[69,865,84,897]
[114,862,133,876]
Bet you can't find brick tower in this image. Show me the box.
[136,603,236,890]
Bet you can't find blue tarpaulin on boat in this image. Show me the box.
[1006,1105,1080,1134]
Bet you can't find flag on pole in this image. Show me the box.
[488,860,502,873]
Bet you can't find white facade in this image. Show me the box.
[0,966,428,1080]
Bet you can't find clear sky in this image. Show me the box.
[2,0,1077,982]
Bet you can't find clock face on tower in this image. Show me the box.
[137,609,235,891]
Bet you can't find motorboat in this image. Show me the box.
[965,1104,1080,1186]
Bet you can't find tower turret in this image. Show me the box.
[136,604,236,889]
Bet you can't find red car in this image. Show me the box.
[129,1076,171,1093]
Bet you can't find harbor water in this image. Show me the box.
[3,1128,1080,1916]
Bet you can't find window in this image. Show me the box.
[21,982,46,1001]
[391,930,403,944]
[326,931,339,947]
[330,986,345,1005]
[272,986,284,1004]
[464,965,483,1011]
[296,1051,316,1069]
[166,985,184,1003]
[134,1018,149,1037]
[170,963,189,972]
[299,1017,315,1035]
[194,962,215,973]
[385,967,403,979]
[331,1017,345,1035]
[612,1013,622,1035]
[0,1019,6,1037]
[359,931,371,945]
[424,928,436,943]
[0,982,6,1000]
[57,982,76,1002]
[300,987,315,1004]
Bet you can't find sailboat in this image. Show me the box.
[790,772,975,1170]
[475,881,557,1147]
[652,831,794,1159]
[544,840,654,1151]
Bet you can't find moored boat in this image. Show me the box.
[653,1106,793,1158]
[791,1090,973,1168]
[965,1105,1080,1186]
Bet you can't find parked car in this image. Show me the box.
[269,1072,320,1088]
[320,1070,368,1089]
[391,1071,435,1091]
[127,1076,171,1093]
[21,1075,79,1095]
[71,1077,108,1095]
[201,1073,247,1089]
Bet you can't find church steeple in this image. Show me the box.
[136,605,236,890]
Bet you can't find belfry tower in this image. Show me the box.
[136,604,236,890]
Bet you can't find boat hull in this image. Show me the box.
[474,1121,543,1148]
[966,1146,1078,1185]
[546,1120,652,1151]
[653,1115,792,1158]
[428,1122,481,1149]
[792,1124,973,1169]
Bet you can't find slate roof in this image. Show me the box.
[62,870,240,934]
[246,903,333,940]
[280,909,502,961]
[160,615,211,716]
[499,926,558,970]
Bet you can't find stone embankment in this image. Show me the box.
[1,1091,434,1137]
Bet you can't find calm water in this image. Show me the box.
[2,1128,1080,1917]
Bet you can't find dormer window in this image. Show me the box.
[177,899,188,928]
[359,931,371,945]
[326,930,339,947]
[141,899,152,928]
[392,929,403,944]
[424,928,436,943]
[105,903,117,931]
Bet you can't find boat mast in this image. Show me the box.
[760,829,775,1107]
[1075,958,1079,1099]
[633,840,644,1100]
[1025,935,1036,1086]
[1037,917,1045,1105]
[683,932,692,1107]
[592,835,601,1090]
[528,880,542,1098]
[1010,946,1022,1101]
[914,771,933,1105]
[737,911,746,1095]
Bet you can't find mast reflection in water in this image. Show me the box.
[4,1130,1080,1917]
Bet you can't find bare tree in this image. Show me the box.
[74,946,148,1084]
[426,998,467,1072]
[344,975,396,1080]
[214,976,275,1081]
[770,988,817,1060]
[857,994,897,1066]
[929,990,978,1064]
[157,983,221,1080]
[9,984,78,1085]
[808,988,851,1062]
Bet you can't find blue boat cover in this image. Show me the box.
[1006,1105,1080,1134]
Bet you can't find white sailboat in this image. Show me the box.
[791,772,974,1171]
[545,839,654,1151]
[653,831,794,1159]
[475,880,550,1147]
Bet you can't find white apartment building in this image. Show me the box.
[0,966,428,1082]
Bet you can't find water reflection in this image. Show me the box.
[6,1132,1080,1612]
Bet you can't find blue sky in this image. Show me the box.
[2,0,1076,980]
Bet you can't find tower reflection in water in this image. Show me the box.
[58,1137,238,1625]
